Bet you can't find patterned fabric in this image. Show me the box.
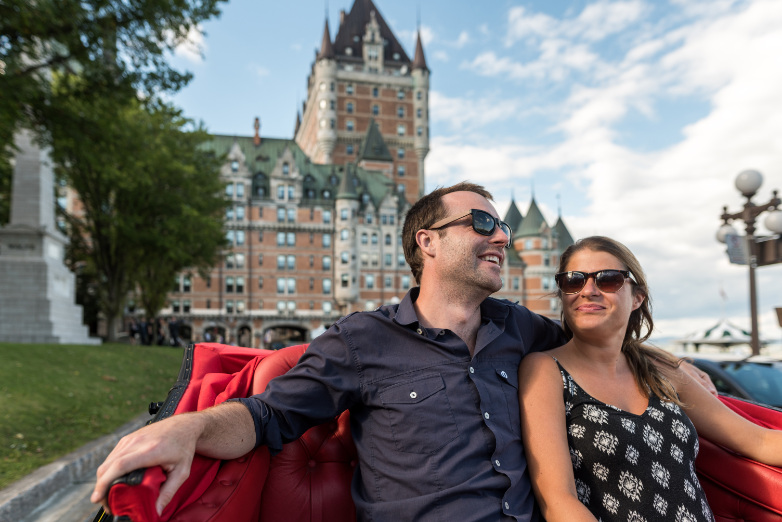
[554,359,714,522]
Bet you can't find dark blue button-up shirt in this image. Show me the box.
[233,288,566,522]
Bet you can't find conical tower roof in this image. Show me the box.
[413,31,428,71]
[357,118,393,161]
[336,165,359,200]
[317,19,335,60]
[332,0,410,62]
[553,216,574,250]
[503,199,523,235]
[516,198,547,238]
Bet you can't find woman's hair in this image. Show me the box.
[557,236,683,405]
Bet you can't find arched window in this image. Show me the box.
[371,233,378,245]
[361,193,370,204]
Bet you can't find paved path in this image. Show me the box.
[20,481,99,522]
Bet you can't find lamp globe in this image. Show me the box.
[735,169,763,197]
[765,210,782,234]
[716,224,738,243]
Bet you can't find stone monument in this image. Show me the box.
[0,130,99,344]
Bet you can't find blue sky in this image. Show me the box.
[168,0,782,342]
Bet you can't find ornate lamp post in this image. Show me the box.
[716,170,782,355]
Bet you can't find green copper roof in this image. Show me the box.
[553,216,574,249]
[503,200,523,235]
[337,164,359,200]
[505,246,525,267]
[515,198,547,238]
[357,119,393,162]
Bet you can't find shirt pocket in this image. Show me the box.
[496,368,521,438]
[380,373,460,454]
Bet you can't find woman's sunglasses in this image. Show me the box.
[429,209,513,248]
[554,270,636,295]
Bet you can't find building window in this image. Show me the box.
[382,215,387,225]
[226,254,234,269]
[236,183,245,198]
[226,230,235,244]
[258,230,263,242]
[287,278,296,293]
[230,161,239,172]
[542,277,551,290]
[365,300,375,311]
[323,301,333,313]
[347,102,354,114]
[346,144,354,155]
[236,230,245,245]
[287,255,296,270]
[416,108,422,118]
[366,213,373,224]
[319,82,326,91]
[330,119,335,129]
[319,119,326,128]
[226,300,234,313]
[183,276,191,292]
[258,254,263,266]
[341,251,349,264]
[309,278,314,290]
[323,256,331,270]
[398,254,406,267]
[389,215,395,225]
[277,185,285,200]
[341,274,349,287]
[385,234,391,245]
[288,185,295,199]
[372,104,379,116]
[402,275,410,289]
[287,207,295,222]
[544,256,550,267]
[226,277,234,293]
[330,100,335,110]
[277,278,285,294]
[323,233,331,247]
[172,300,180,313]
[236,205,245,220]
[397,89,405,100]
[309,254,314,267]
[258,277,263,289]
[525,239,532,250]
[385,276,392,288]
[258,300,263,309]
[384,253,392,266]
[346,84,354,95]
[287,232,295,246]
[323,278,332,293]
[371,254,379,267]
[372,87,378,97]
[341,229,350,241]
[542,238,549,249]
[322,189,331,199]
[277,232,285,246]
[330,82,335,92]
[277,207,286,222]
[320,99,327,109]
[397,148,405,159]
[206,276,211,288]
[513,277,520,290]
[277,300,286,312]
[323,210,332,223]
[235,254,245,268]
[397,124,405,136]
[417,126,423,137]
[417,90,422,100]
[397,106,404,118]
[347,120,354,132]
[341,208,348,221]
[361,232,368,244]
[397,165,405,176]
[360,253,368,267]
[236,277,245,293]
[226,207,234,220]
[371,233,378,244]
[550,298,559,311]
[257,186,266,198]
[206,299,211,309]
[236,300,245,313]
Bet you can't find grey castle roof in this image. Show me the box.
[503,200,523,235]
[553,216,574,249]
[516,198,547,238]
[337,164,359,200]
[317,19,336,60]
[332,0,411,63]
[413,31,428,71]
[357,119,393,162]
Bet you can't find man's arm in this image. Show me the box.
[91,402,255,515]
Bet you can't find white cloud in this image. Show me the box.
[433,51,450,62]
[247,64,270,79]
[398,25,436,49]
[429,91,530,130]
[172,25,207,63]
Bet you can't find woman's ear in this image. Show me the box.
[631,291,645,311]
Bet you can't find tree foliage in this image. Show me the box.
[45,78,227,341]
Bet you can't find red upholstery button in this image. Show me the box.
[236,457,246,463]
[350,460,357,468]
[308,460,317,468]
[220,480,233,486]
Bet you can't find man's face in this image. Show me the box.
[430,191,507,294]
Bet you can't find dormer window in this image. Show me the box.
[231,160,239,172]
[329,175,339,185]
[353,35,360,43]
[361,193,370,204]
[346,47,353,56]
[393,52,400,61]
[282,163,289,175]
[322,189,331,199]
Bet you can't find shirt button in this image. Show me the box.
[504,502,509,509]
[500,371,508,378]
[469,367,474,374]
[484,412,490,419]
[495,459,501,467]
[416,328,423,335]
[410,391,417,399]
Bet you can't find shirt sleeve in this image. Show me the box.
[523,308,569,354]
[227,320,362,455]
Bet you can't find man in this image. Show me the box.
[93,182,712,521]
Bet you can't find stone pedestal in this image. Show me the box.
[0,130,99,344]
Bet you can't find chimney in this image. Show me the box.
[340,10,346,25]
[253,117,261,146]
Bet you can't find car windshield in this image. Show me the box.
[720,362,782,407]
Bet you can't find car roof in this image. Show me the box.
[675,352,782,364]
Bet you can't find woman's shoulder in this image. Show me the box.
[520,350,562,380]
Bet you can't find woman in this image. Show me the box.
[519,236,782,522]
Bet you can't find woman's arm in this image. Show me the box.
[518,353,597,522]
[662,364,782,466]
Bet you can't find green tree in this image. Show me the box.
[46,79,226,341]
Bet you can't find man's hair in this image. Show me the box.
[402,181,494,285]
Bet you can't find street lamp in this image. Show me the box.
[717,170,782,355]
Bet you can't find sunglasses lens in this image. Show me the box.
[557,272,585,294]
[499,223,512,245]
[472,211,495,236]
[596,271,626,293]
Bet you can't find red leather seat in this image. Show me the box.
[106,343,782,522]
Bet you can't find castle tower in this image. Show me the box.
[295,0,428,204]
[412,31,430,198]
[334,167,360,308]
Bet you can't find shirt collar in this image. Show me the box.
[392,287,511,328]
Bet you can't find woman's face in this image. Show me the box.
[561,249,644,341]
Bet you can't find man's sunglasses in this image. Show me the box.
[554,270,636,295]
[429,209,513,248]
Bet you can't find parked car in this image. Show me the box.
[684,353,782,408]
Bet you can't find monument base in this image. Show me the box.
[0,225,100,345]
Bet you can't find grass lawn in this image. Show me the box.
[0,343,183,490]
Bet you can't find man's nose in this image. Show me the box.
[489,225,509,246]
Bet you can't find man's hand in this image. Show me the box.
[91,412,205,515]
[680,361,718,396]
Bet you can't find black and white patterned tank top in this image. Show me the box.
[554,358,714,522]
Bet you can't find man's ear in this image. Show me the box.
[416,229,437,260]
